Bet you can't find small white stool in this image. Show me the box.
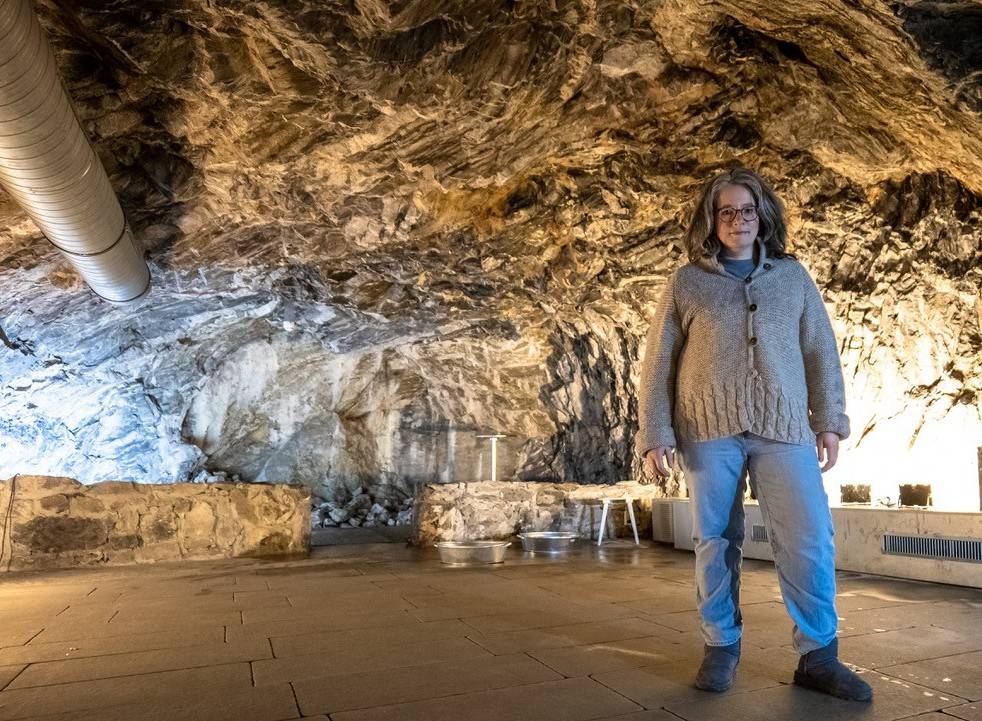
[597,497,640,546]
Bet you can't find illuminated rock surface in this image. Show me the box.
[0,1,980,509]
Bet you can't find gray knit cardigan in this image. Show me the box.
[636,236,850,456]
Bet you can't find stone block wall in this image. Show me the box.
[413,480,670,544]
[0,476,310,572]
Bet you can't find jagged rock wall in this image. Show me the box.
[0,1,980,509]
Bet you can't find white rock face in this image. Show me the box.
[0,1,980,513]
[184,340,280,454]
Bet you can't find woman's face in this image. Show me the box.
[714,184,759,258]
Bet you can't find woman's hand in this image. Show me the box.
[816,432,839,472]
[642,446,676,481]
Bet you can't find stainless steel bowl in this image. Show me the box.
[434,540,511,566]
[517,531,579,554]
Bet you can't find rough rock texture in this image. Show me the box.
[310,485,414,528]
[0,1,980,510]
[414,479,664,543]
[0,475,310,571]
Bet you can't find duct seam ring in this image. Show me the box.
[41,220,130,258]
[87,270,151,305]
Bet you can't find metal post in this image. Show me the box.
[476,434,506,482]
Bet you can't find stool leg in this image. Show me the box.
[598,500,609,546]
[626,497,639,545]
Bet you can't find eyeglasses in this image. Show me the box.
[716,206,758,223]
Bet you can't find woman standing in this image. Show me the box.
[636,167,872,702]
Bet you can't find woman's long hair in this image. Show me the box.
[682,167,796,263]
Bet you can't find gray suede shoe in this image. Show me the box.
[694,638,741,692]
[794,638,873,702]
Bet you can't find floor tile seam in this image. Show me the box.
[292,664,569,715]
[528,584,595,602]
[766,640,979,666]
[880,646,982,666]
[5,659,260,692]
[267,617,465,644]
[285,649,547,685]
[459,635,498,657]
[0,665,28,693]
[27,623,232,644]
[868,648,982,670]
[312,675,614,719]
[467,635,577,655]
[20,630,45,647]
[926,622,982,635]
[269,631,481,660]
[831,597,936,610]
[50,605,74,619]
[0,695,304,721]
[836,624,921,637]
[282,584,392,595]
[53,602,242,617]
[579,671,649,714]
[0,631,74,649]
[233,616,422,637]
[90,594,238,604]
[255,646,499,684]
[635,617,690,635]
[522,648,569,679]
[466,615,674,639]
[940,710,978,721]
[288,679,302,718]
[512,650,566,683]
[457,616,531,635]
[871,679,974,710]
[657,708,690,721]
[467,628,686,655]
[0,639,245,667]
[872,667,978,701]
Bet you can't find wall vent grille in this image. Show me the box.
[751,524,768,543]
[882,534,982,563]
[651,501,674,543]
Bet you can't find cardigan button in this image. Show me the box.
[748,303,757,311]
[763,263,772,270]
[749,337,758,345]
[744,276,752,284]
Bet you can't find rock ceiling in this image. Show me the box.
[1,0,980,508]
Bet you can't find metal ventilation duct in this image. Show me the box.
[0,0,149,303]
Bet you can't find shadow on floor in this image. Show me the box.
[310,525,413,546]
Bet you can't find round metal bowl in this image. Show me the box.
[517,531,579,554]
[434,540,511,566]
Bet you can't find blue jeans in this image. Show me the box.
[677,430,837,654]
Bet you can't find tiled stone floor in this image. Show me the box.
[0,539,980,721]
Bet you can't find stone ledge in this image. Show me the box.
[0,475,310,572]
[413,480,669,544]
